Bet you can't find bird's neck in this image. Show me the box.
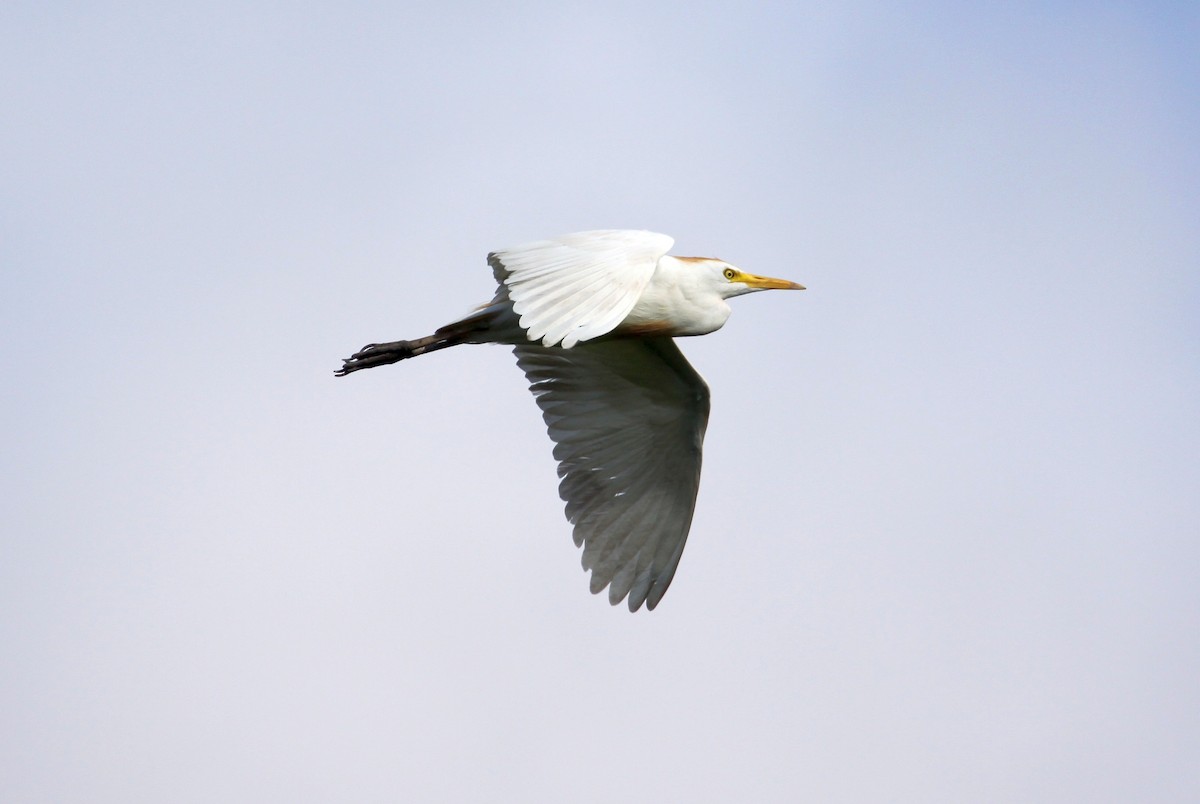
[618,256,733,338]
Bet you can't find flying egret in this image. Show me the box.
[336,230,804,611]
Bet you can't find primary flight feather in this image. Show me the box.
[336,230,804,611]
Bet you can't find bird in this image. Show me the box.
[336,230,804,611]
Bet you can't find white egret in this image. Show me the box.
[337,230,804,611]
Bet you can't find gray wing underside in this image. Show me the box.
[514,337,711,611]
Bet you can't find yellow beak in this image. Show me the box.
[741,273,806,291]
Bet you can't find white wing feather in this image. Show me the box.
[514,337,710,611]
[489,230,674,348]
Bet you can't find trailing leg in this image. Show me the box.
[335,314,500,376]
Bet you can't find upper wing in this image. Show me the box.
[514,337,710,611]
[489,230,674,348]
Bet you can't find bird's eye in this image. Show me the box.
[723,268,736,280]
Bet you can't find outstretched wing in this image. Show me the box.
[490,230,674,348]
[514,337,710,611]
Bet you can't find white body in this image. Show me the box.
[460,230,774,348]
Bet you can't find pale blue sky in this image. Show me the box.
[2,3,1198,801]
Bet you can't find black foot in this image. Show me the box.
[334,341,415,376]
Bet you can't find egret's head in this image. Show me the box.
[700,259,805,299]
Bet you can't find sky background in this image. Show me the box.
[2,2,1198,801]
